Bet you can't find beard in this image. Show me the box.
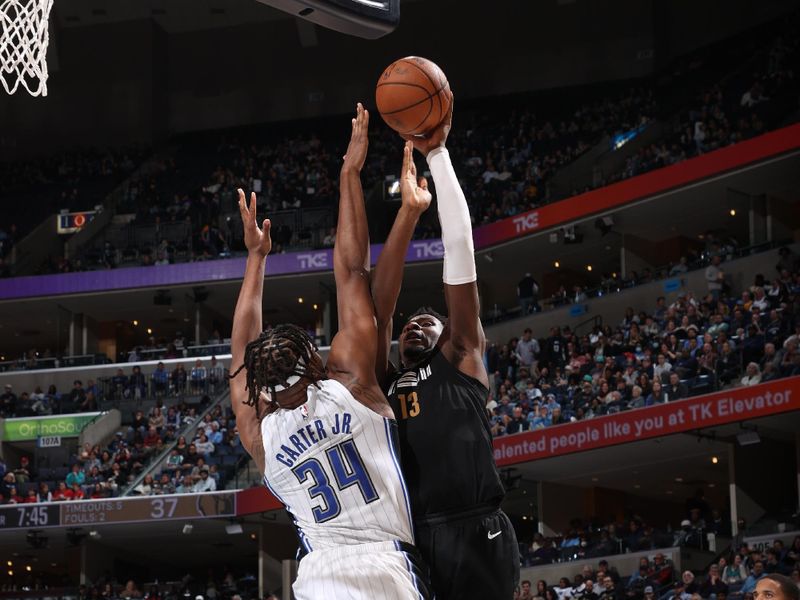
[402,343,430,364]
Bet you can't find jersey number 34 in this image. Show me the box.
[291,439,379,523]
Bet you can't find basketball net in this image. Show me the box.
[0,0,54,96]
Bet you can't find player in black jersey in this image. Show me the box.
[372,96,520,600]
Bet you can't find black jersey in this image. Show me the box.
[386,347,505,518]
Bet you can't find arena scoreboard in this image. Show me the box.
[254,0,399,39]
[0,492,236,531]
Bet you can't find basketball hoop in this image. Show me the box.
[0,0,54,96]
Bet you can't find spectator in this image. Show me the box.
[172,364,188,395]
[129,366,147,399]
[51,481,70,501]
[36,481,53,502]
[156,473,176,495]
[143,426,160,449]
[163,449,183,474]
[134,474,156,496]
[5,485,23,503]
[742,562,766,594]
[706,256,725,301]
[1,384,17,418]
[517,328,540,370]
[30,385,51,415]
[700,564,729,598]
[176,475,195,494]
[13,456,32,483]
[665,373,688,401]
[741,363,762,386]
[208,356,226,393]
[518,273,541,315]
[151,362,169,396]
[519,580,535,600]
[653,354,673,383]
[121,581,142,599]
[194,432,215,456]
[69,482,85,500]
[724,553,749,585]
[149,407,165,431]
[65,463,86,488]
[111,368,129,399]
[193,469,216,493]
[207,422,223,445]
[598,575,621,600]
[190,359,208,393]
[69,380,86,408]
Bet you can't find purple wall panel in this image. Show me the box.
[0,240,446,300]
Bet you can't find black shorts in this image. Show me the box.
[414,504,519,600]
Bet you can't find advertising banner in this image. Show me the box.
[2,412,101,441]
[493,377,800,467]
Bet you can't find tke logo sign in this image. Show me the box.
[412,240,444,259]
[297,252,330,270]
[512,211,540,233]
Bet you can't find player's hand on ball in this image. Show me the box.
[238,188,272,257]
[399,141,431,215]
[342,103,369,173]
[402,91,454,157]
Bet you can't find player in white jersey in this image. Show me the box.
[228,104,430,600]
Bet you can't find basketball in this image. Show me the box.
[375,56,451,136]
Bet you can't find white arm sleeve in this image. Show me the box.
[426,146,477,285]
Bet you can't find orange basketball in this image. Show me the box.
[375,56,451,136]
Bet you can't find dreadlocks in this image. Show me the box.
[229,324,326,419]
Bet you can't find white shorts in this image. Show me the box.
[293,540,429,600]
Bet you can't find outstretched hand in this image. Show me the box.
[401,91,454,157]
[342,103,369,172]
[399,141,432,215]
[238,188,272,257]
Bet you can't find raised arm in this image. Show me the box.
[229,189,271,474]
[371,142,432,384]
[404,94,489,388]
[326,104,389,413]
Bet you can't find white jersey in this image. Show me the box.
[261,378,414,552]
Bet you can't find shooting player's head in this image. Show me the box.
[398,306,448,368]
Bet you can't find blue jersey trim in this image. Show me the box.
[383,418,415,542]
[395,540,425,600]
